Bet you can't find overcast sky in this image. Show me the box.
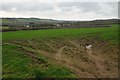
[1,0,119,20]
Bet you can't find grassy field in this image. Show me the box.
[0,26,9,31]
[2,24,118,78]
[3,25,118,43]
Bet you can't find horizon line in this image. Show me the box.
[0,17,119,21]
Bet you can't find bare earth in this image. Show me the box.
[8,38,118,78]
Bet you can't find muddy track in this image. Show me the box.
[86,49,111,77]
[55,46,66,60]
[55,46,95,77]
[6,38,118,78]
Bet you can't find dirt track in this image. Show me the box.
[9,38,118,78]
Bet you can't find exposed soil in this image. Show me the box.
[7,37,118,78]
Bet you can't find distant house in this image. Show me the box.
[24,25,30,28]
[56,24,60,27]
[26,25,30,28]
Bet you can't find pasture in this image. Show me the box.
[2,24,118,78]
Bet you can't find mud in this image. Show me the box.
[7,37,118,78]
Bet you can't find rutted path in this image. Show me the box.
[86,49,112,77]
[55,46,66,60]
[55,46,95,78]
[7,38,118,78]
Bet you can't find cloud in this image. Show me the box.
[2,0,119,2]
[2,2,55,12]
[1,2,118,20]
[57,2,118,16]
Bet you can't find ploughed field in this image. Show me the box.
[2,25,118,78]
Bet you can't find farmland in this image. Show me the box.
[1,18,118,32]
[2,24,118,78]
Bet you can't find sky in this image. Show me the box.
[0,0,119,21]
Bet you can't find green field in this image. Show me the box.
[3,25,118,43]
[2,24,118,78]
[0,26,9,31]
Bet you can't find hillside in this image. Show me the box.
[1,18,119,31]
[2,24,118,78]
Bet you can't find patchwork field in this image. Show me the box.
[2,24,118,78]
